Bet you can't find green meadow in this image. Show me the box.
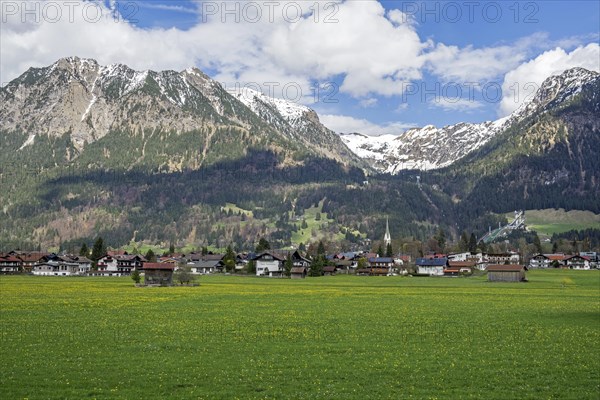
[506,208,600,236]
[1,270,599,399]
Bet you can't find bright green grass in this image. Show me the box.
[1,270,599,399]
[221,202,254,218]
[291,201,362,245]
[506,208,600,236]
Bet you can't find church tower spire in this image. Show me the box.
[384,217,391,248]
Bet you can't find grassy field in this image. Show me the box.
[507,208,600,236]
[1,271,599,399]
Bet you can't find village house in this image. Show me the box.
[485,252,520,265]
[290,266,307,279]
[444,261,476,276]
[416,257,448,276]
[252,252,284,277]
[394,254,411,265]
[487,265,527,282]
[33,260,81,276]
[291,266,307,279]
[529,253,569,269]
[190,259,223,274]
[95,253,146,276]
[62,255,93,275]
[565,255,591,270]
[447,252,472,262]
[291,250,311,268]
[235,253,249,272]
[333,259,355,274]
[363,257,394,275]
[323,266,337,276]
[368,257,394,269]
[0,254,23,273]
[13,252,49,273]
[142,263,174,285]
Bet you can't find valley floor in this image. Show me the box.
[1,271,599,399]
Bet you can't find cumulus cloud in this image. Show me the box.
[425,33,550,83]
[430,98,484,112]
[2,0,598,130]
[499,43,600,116]
[0,0,428,99]
[320,114,416,135]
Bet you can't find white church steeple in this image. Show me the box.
[384,217,391,248]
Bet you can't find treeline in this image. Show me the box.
[552,229,600,250]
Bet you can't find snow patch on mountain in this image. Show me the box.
[18,134,36,150]
[340,67,599,173]
[229,87,310,123]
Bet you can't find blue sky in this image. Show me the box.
[2,0,599,133]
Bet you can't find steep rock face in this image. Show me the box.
[229,87,359,164]
[0,57,363,167]
[340,68,600,173]
[430,68,600,214]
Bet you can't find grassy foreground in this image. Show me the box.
[1,271,599,399]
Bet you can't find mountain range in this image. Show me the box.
[0,58,598,250]
[0,57,361,169]
[340,67,599,173]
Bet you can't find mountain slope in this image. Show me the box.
[0,57,362,168]
[0,57,373,249]
[427,67,600,214]
[341,68,599,173]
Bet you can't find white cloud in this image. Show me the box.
[359,98,378,108]
[140,3,199,14]
[424,33,549,83]
[499,43,600,116]
[320,114,416,135]
[430,98,484,112]
[0,0,428,99]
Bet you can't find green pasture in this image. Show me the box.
[1,270,599,399]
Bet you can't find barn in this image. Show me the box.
[487,265,527,282]
[290,267,307,279]
[143,263,175,286]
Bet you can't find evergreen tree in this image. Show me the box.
[435,228,446,252]
[357,257,367,270]
[224,244,236,272]
[315,212,321,221]
[533,234,543,253]
[301,219,308,229]
[310,255,324,277]
[317,241,326,256]
[386,243,393,257]
[131,269,141,284]
[552,241,558,253]
[169,242,175,255]
[246,260,256,274]
[459,231,469,252]
[377,244,384,257]
[201,246,208,256]
[256,238,271,253]
[468,233,478,253]
[79,243,89,257]
[284,254,293,277]
[145,249,157,262]
[90,237,106,267]
[298,242,306,252]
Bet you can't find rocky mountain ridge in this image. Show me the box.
[340,67,599,173]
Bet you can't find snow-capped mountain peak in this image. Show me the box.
[340,67,599,173]
[228,87,310,124]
